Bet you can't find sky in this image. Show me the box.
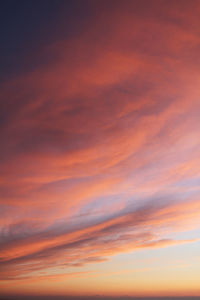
[0,0,200,298]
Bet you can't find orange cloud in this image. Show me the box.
[0,0,200,295]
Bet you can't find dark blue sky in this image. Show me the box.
[0,0,96,80]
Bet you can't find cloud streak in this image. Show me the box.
[1,197,200,280]
[0,0,200,294]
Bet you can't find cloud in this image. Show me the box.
[0,197,200,280]
[0,0,200,286]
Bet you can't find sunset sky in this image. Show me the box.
[0,0,200,299]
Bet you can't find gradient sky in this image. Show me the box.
[0,0,200,298]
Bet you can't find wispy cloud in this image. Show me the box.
[0,0,200,293]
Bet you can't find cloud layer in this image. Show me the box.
[0,0,200,293]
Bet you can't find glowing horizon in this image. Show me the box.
[0,0,200,298]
